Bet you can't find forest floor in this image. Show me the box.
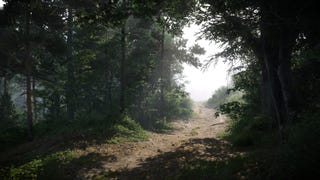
[79,103,245,179]
[1,103,249,179]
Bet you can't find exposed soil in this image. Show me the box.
[1,103,244,179]
[75,103,240,179]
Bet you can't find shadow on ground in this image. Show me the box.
[94,138,246,180]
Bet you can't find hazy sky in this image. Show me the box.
[0,1,4,9]
[182,24,230,102]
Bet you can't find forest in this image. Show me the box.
[0,0,319,179]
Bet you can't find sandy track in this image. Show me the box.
[79,103,228,179]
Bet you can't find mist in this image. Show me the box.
[182,24,230,102]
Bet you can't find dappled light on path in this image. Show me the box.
[109,138,243,179]
[73,103,245,179]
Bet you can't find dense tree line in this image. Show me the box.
[1,0,319,178]
[201,0,320,178]
[197,0,319,140]
[0,0,202,148]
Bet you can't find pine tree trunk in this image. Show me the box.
[66,8,75,121]
[32,77,37,121]
[109,71,113,110]
[120,24,126,113]
[3,74,7,95]
[104,31,113,112]
[159,25,165,118]
[25,4,33,141]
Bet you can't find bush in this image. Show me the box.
[130,86,193,130]
[109,114,147,143]
[218,102,271,146]
[263,112,320,179]
[164,88,193,120]
[0,150,79,180]
[207,86,229,108]
[152,117,173,133]
[0,93,26,151]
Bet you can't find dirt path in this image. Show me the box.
[77,103,233,179]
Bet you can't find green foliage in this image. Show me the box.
[130,84,193,131]
[178,157,247,180]
[0,0,200,154]
[165,88,194,120]
[213,63,269,146]
[32,113,148,144]
[207,86,244,109]
[0,93,26,151]
[153,117,174,133]
[219,102,270,146]
[0,149,79,180]
[190,127,200,136]
[207,86,229,108]
[109,115,148,143]
[259,112,320,179]
[0,93,17,124]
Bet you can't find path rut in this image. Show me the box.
[78,103,232,179]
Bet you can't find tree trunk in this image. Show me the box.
[104,31,113,113]
[120,23,126,113]
[32,77,37,121]
[159,25,165,118]
[259,58,274,128]
[108,71,113,111]
[66,8,75,121]
[260,3,297,143]
[3,74,7,95]
[25,4,33,141]
[277,26,297,126]
[262,48,284,141]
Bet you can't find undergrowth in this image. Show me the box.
[177,157,249,180]
[0,149,79,179]
[152,117,174,133]
[108,115,147,143]
[0,114,147,179]
[218,109,320,179]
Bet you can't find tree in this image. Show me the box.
[196,0,319,142]
[24,1,33,140]
[66,7,75,121]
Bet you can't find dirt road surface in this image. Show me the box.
[76,103,236,179]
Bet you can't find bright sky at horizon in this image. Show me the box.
[0,0,4,9]
[182,24,230,102]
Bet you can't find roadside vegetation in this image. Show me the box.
[1,0,319,179]
[0,1,198,179]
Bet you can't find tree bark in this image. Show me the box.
[32,77,37,121]
[260,2,297,143]
[259,57,274,128]
[108,71,113,110]
[66,8,75,121]
[120,23,126,113]
[3,74,7,95]
[277,25,297,126]
[159,25,165,118]
[25,3,33,141]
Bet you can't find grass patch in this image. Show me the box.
[177,157,248,180]
[108,115,148,143]
[216,131,229,139]
[0,115,148,179]
[190,127,200,136]
[0,149,80,179]
[152,117,174,133]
